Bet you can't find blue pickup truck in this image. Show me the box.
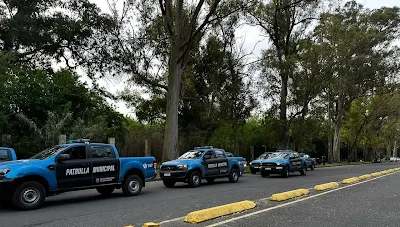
[259,151,307,178]
[0,140,157,210]
[160,146,243,187]
[0,147,17,162]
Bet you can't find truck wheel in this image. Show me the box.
[282,166,290,178]
[300,165,307,176]
[12,181,46,210]
[229,168,239,183]
[122,175,143,196]
[310,164,315,170]
[261,171,269,177]
[188,171,202,187]
[96,186,115,196]
[206,178,215,184]
[163,180,176,188]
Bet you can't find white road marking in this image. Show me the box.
[205,172,399,227]
[158,216,186,224]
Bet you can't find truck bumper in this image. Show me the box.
[160,170,188,182]
[0,177,15,199]
[260,166,284,173]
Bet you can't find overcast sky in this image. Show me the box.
[89,0,400,117]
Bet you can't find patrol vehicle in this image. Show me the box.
[0,140,157,210]
[160,146,243,187]
[259,151,307,177]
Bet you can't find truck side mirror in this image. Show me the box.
[57,154,71,162]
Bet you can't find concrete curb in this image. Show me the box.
[270,189,310,201]
[314,182,339,191]
[143,223,160,227]
[342,177,360,184]
[371,172,382,177]
[184,200,256,224]
[358,174,372,180]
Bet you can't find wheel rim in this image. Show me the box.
[128,179,140,193]
[193,174,200,185]
[22,188,40,205]
[233,171,238,181]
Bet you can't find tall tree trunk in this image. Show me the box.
[280,74,289,149]
[327,91,333,163]
[332,96,344,162]
[162,44,183,161]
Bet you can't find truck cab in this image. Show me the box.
[0,147,17,162]
[259,151,307,178]
[0,141,156,210]
[160,146,242,188]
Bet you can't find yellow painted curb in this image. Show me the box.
[342,177,359,184]
[380,171,388,175]
[270,189,310,201]
[184,200,256,224]
[387,169,394,173]
[371,172,382,177]
[314,182,339,191]
[143,223,159,227]
[358,174,372,180]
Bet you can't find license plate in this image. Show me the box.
[164,173,171,177]
[265,168,271,170]
[276,167,283,169]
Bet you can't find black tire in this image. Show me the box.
[282,166,290,178]
[122,175,143,196]
[300,165,307,176]
[229,168,240,183]
[12,181,46,211]
[163,180,176,188]
[96,186,115,196]
[206,178,215,184]
[188,171,202,187]
[310,164,315,170]
[261,171,269,177]
[251,170,257,174]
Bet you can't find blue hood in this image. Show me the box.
[162,159,199,166]
[261,157,288,163]
[0,159,44,168]
[250,159,263,164]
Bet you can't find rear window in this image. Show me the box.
[0,149,10,160]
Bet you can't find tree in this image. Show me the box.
[0,0,115,73]
[108,0,253,160]
[314,1,400,162]
[248,0,322,149]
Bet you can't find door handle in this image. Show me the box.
[201,162,205,165]
[47,165,55,170]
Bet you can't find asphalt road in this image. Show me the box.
[1,162,399,227]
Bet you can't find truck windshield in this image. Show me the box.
[0,149,10,161]
[257,154,271,159]
[30,145,68,160]
[179,150,204,159]
[269,153,289,159]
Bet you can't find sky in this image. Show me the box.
[88,0,400,117]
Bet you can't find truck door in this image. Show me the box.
[56,145,92,189]
[90,145,119,185]
[203,150,219,176]
[214,150,229,175]
[289,152,302,171]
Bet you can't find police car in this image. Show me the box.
[0,140,157,210]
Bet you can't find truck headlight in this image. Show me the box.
[177,164,188,169]
[0,168,10,175]
[276,162,282,165]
